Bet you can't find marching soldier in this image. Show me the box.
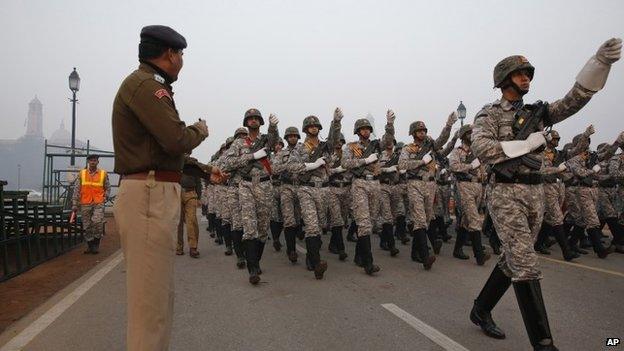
[433,130,459,243]
[607,140,624,252]
[287,110,342,279]
[595,133,624,252]
[223,109,279,285]
[72,154,110,255]
[378,134,400,256]
[448,124,490,265]
[342,110,396,274]
[269,139,285,251]
[398,112,457,269]
[227,128,249,268]
[327,133,351,261]
[470,38,621,350]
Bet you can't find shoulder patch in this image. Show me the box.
[154,74,166,84]
[154,88,171,100]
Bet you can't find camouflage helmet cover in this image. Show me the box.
[549,130,560,140]
[396,141,405,149]
[302,115,322,132]
[458,124,473,140]
[353,118,373,135]
[409,121,427,135]
[284,126,301,139]
[493,55,535,88]
[234,127,248,138]
[243,108,264,126]
[597,142,609,152]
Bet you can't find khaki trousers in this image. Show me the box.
[114,178,180,351]
[177,189,199,250]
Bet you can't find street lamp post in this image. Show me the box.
[457,101,466,127]
[17,164,21,191]
[68,67,80,166]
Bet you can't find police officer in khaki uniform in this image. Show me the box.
[112,25,222,351]
[470,38,621,350]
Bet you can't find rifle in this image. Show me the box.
[492,101,552,181]
[298,141,329,183]
[351,140,381,178]
[406,139,433,178]
[240,134,270,176]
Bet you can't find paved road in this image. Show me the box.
[6,216,624,351]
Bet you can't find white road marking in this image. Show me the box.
[0,251,124,351]
[382,303,470,351]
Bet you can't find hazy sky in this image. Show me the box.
[1,0,622,161]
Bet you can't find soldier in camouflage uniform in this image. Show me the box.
[378,134,401,257]
[393,142,411,245]
[607,142,624,251]
[273,127,303,263]
[433,129,459,243]
[269,139,285,252]
[213,144,230,247]
[398,113,457,270]
[287,110,342,279]
[534,127,591,260]
[448,124,490,265]
[595,134,624,253]
[226,128,249,268]
[342,110,396,275]
[470,39,621,350]
[223,109,279,285]
[327,133,351,261]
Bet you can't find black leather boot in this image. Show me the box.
[395,215,410,244]
[208,213,216,237]
[414,228,435,270]
[270,221,283,252]
[84,239,95,254]
[306,236,327,279]
[587,227,613,259]
[296,224,305,240]
[347,221,357,242]
[605,218,624,253]
[231,230,246,269]
[91,238,100,254]
[215,218,224,245]
[551,224,578,261]
[223,224,233,256]
[469,230,490,266]
[534,225,551,255]
[257,241,266,274]
[427,221,443,255]
[245,239,261,285]
[284,227,298,263]
[513,280,559,350]
[436,216,452,242]
[353,237,364,267]
[330,226,348,260]
[359,235,380,275]
[470,265,511,339]
[568,225,588,254]
[453,228,469,260]
[382,223,399,256]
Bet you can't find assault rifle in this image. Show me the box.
[240,134,270,176]
[298,141,329,183]
[351,140,381,178]
[492,101,552,181]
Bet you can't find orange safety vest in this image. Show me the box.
[80,169,106,205]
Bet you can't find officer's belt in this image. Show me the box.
[598,179,617,188]
[354,174,379,181]
[407,174,435,181]
[122,170,181,183]
[494,173,542,185]
[542,174,561,184]
[436,180,451,186]
[379,178,396,185]
[329,181,352,188]
[563,179,578,187]
[241,175,271,183]
[454,173,479,182]
[301,181,329,188]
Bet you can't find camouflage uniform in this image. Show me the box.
[398,120,453,268]
[378,141,401,256]
[433,132,459,242]
[608,153,624,244]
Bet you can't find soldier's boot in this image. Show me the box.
[395,215,410,244]
[470,265,510,339]
[513,280,559,351]
[232,230,246,269]
[223,224,233,256]
[306,236,327,279]
[436,216,452,242]
[330,226,348,260]
[347,221,358,242]
[489,233,502,255]
[270,221,283,252]
[605,218,624,253]
[328,226,339,254]
[358,235,380,275]
[587,227,614,259]
[353,237,365,267]
[245,240,261,285]
[208,213,216,238]
[189,247,200,258]
[469,231,490,266]
[427,221,443,255]
[257,241,266,275]
[534,226,551,255]
[414,228,435,270]
[579,231,592,249]
[551,224,579,261]
[382,223,399,257]
[83,239,95,254]
[296,224,305,241]
[379,231,390,251]
[568,226,588,255]
[284,227,298,263]
[215,219,224,245]
[453,228,469,260]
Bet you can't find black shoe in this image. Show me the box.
[359,236,380,275]
[91,238,100,254]
[551,225,577,261]
[273,240,282,252]
[471,265,511,339]
[225,245,233,256]
[414,228,434,269]
[513,280,559,350]
[469,231,490,266]
[245,239,261,285]
[347,222,357,242]
[587,227,613,259]
[338,251,348,261]
[83,240,95,254]
[236,257,246,269]
[453,228,469,259]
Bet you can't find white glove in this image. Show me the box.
[364,153,378,165]
[399,169,407,174]
[584,124,595,137]
[576,38,622,91]
[333,108,344,121]
[331,166,346,174]
[557,163,567,172]
[422,153,433,164]
[315,158,326,166]
[252,148,268,160]
[382,165,398,173]
[592,165,601,173]
[386,109,396,124]
[440,169,447,175]
[446,111,458,126]
[269,114,279,125]
[304,159,324,171]
[470,158,481,169]
[500,132,546,158]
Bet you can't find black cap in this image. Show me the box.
[140,25,187,50]
[86,154,99,160]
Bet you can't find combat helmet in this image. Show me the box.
[353,118,373,135]
[550,130,561,140]
[458,124,473,140]
[302,115,322,132]
[234,127,248,138]
[396,141,405,149]
[597,142,609,153]
[493,55,535,88]
[409,121,427,135]
[243,108,264,127]
[284,126,301,139]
